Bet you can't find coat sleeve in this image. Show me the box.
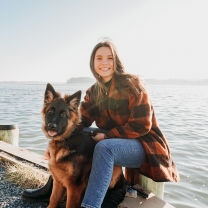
[105,90,153,139]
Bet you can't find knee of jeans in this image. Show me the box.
[94,140,112,155]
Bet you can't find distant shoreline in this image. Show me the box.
[144,78,208,86]
[66,77,208,86]
[0,81,64,85]
[1,78,208,86]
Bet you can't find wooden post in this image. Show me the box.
[0,124,19,147]
[125,168,164,199]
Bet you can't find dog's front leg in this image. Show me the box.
[47,179,66,208]
[65,184,86,208]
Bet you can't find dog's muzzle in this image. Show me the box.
[47,123,58,137]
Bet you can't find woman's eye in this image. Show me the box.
[48,109,53,114]
[61,112,66,117]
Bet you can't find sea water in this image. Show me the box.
[0,82,207,208]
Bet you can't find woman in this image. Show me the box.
[22,40,179,207]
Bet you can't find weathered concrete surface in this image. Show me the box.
[0,140,48,169]
[119,192,174,208]
[0,141,175,208]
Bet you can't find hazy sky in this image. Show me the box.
[1,0,208,82]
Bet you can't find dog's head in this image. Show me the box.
[42,83,81,141]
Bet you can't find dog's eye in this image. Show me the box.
[60,112,66,117]
[48,109,54,114]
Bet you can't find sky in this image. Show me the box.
[0,0,208,82]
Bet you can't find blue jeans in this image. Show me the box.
[81,127,146,208]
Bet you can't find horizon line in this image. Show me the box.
[1,77,208,83]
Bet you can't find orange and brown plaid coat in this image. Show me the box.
[79,77,179,182]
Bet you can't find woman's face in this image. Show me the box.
[94,46,114,83]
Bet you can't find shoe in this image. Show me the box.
[21,175,53,202]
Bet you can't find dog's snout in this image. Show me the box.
[48,123,57,129]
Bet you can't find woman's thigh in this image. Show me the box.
[95,138,146,168]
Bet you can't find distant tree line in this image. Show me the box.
[144,78,208,86]
[66,77,95,84]
[66,77,208,86]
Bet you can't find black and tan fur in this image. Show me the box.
[42,83,126,208]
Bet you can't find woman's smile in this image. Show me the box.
[94,46,114,82]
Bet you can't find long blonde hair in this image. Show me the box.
[90,40,143,108]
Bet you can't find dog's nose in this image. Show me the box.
[48,123,57,129]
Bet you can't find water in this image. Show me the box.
[0,82,207,208]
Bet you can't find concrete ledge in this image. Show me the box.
[119,190,174,208]
[0,141,175,208]
[0,141,48,170]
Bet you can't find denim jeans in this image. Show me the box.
[81,127,146,208]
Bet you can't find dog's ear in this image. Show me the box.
[44,83,57,104]
[66,90,82,110]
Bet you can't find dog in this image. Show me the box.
[42,83,126,208]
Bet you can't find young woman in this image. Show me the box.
[22,40,179,207]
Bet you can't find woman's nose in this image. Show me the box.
[102,59,108,64]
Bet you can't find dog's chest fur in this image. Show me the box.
[48,130,96,184]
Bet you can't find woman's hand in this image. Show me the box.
[91,132,105,142]
[44,148,51,160]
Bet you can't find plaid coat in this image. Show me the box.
[79,77,179,182]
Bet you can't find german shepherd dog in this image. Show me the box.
[42,83,126,208]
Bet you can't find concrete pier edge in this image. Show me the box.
[0,140,175,208]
